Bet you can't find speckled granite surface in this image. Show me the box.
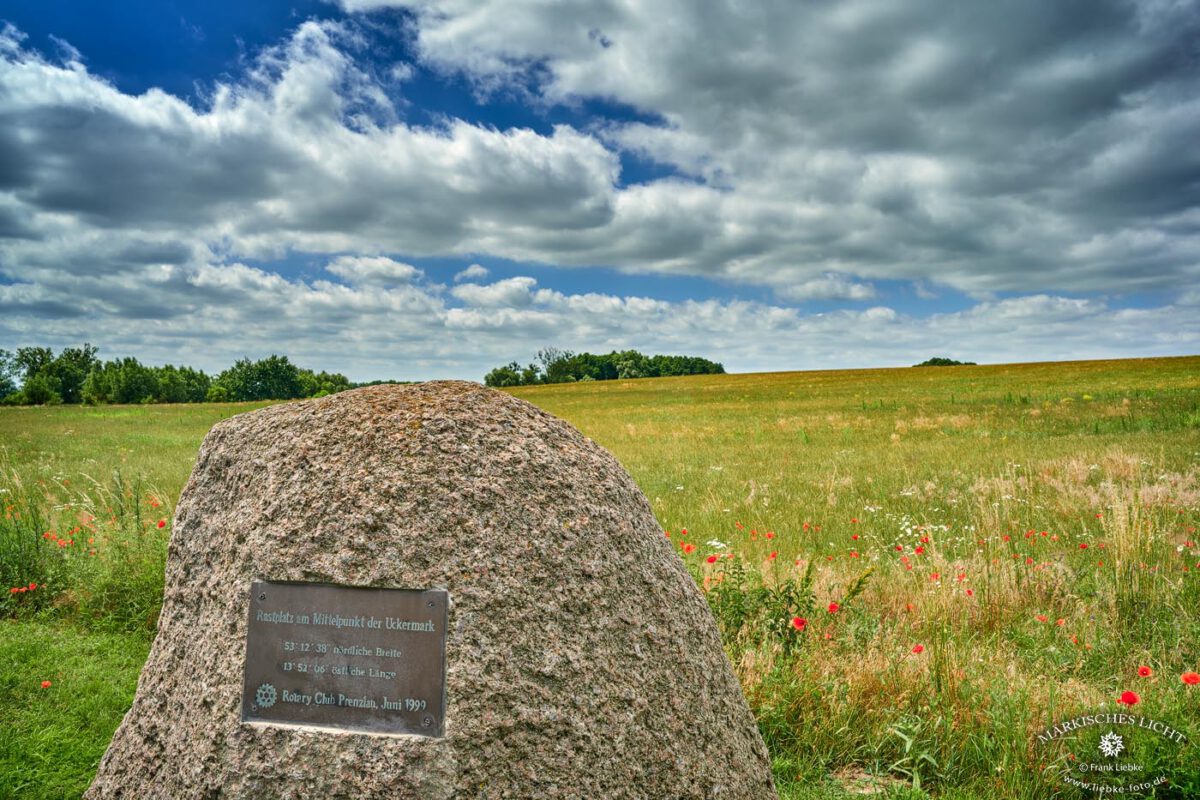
[86,381,776,799]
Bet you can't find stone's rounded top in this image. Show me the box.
[210,380,549,440]
[87,380,777,799]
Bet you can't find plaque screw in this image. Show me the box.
[427,601,435,608]
[422,715,434,728]
[258,593,267,601]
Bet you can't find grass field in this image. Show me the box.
[2,357,1199,798]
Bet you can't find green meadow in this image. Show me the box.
[2,357,1199,798]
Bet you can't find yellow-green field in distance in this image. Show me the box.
[2,356,1199,799]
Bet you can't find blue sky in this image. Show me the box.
[0,1,1197,380]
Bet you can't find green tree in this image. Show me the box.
[298,369,352,398]
[14,346,53,380]
[0,349,16,400]
[484,362,524,387]
[214,355,303,401]
[21,373,62,405]
[46,344,99,403]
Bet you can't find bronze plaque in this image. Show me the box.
[241,580,448,736]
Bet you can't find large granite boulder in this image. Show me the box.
[87,381,776,799]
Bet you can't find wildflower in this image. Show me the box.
[705,555,718,564]
[895,544,904,552]
[850,518,858,524]
[680,528,688,536]
[1079,543,1089,550]
[41,681,51,689]
[765,531,775,539]
[1056,618,1065,626]
[1036,614,1048,623]
[1117,691,1140,706]
[850,551,859,558]
[851,534,859,540]
[682,543,696,554]
[912,644,925,654]
[920,536,930,544]
[827,602,840,613]
[791,617,807,631]
[915,546,925,555]
[1181,672,1200,686]
[1138,666,1152,678]
[768,551,777,560]
[157,519,166,529]
[965,588,974,597]
[27,583,35,590]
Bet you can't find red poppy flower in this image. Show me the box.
[791,617,807,631]
[157,519,166,529]
[765,531,775,539]
[41,680,51,689]
[851,534,859,540]
[915,546,925,555]
[965,588,974,597]
[1079,543,1089,550]
[680,528,688,535]
[827,602,840,613]
[911,644,925,654]
[1138,666,1152,678]
[682,543,696,554]
[1181,672,1200,686]
[767,551,777,560]
[705,555,718,564]
[1036,614,1048,623]
[920,536,930,544]
[895,545,904,552]
[1117,691,1139,706]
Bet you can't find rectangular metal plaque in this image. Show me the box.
[241,580,448,736]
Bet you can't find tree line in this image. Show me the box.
[0,345,372,405]
[484,347,725,387]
